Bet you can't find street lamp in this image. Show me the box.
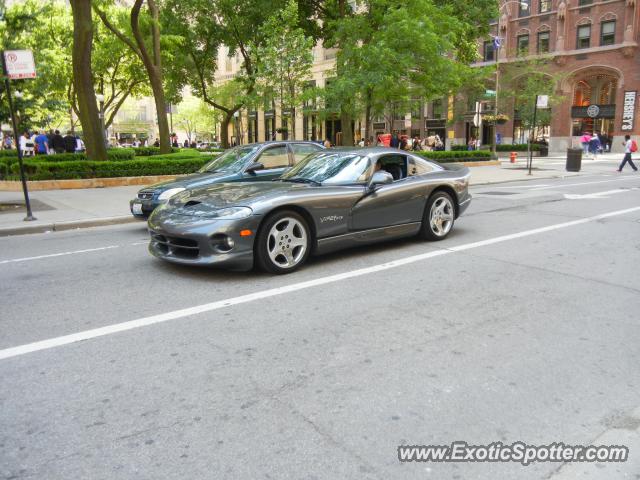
[95,93,106,146]
[491,1,529,157]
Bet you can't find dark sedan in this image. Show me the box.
[130,141,324,218]
[147,147,471,274]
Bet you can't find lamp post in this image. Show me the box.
[95,93,106,147]
[491,1,529,157]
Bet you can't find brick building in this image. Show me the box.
[453,0,639,153]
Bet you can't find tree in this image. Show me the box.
[254,0,313,140]
[173,95,219,143]
[70,0,107,160]
[163,0,292,148]
[94,0,172,153]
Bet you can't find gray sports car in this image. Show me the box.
[147,147,471,273]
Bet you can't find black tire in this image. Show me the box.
[255,210,311,274]
[419,191,455,241]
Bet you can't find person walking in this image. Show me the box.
[63,131,76,153]
[75,135,85,153]
[588,133,601,160]
[34,130,49,155]
[580,132,591,154]
[617,135,637,172]
[390,132,400,149]
[50,130,65,154]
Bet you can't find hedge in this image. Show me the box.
[416,150,492,162]
[0,148,135,162]
[132,146,182,156]
[9,157,210,181]
[496,144,541,152]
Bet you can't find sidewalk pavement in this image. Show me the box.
[0,153,627,236]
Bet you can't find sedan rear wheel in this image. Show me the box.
[420,191,455,241]
[256,211,311,274]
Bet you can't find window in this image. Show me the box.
[517,34,530,56]
[577,24,591,49]
[578,0,592,5]
[377,155,408,181]
[519,0,531,17]
[483,41,495,61]
[257,145,290,169]
[432,99,444,119]
[601,20,616,46]
[411,100,423,120]
[537,31,550,53]
[291,143,322,164]
[539,0,551,13]
[409,156,436,176]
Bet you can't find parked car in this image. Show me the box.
[130,141,325,218]
[147,147,472,273]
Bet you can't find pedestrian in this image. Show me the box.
[580,131,591,154]
[412,136,422,151]
[50,129,65,154]
[323,138,331,148]
[19,132,31,157]
[399,136,408,150]
[3,135,13,150]
[75,135,85,153]
[617,135,638,172]
[153,138,160,147]
[63,131,76,153]
[34,130,49,155]
[390,132,400,149]
[467,137,476,151]
[588,133,601,160]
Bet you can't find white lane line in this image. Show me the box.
[1,205,640,361]
[531,177,640,191]
[0,242,148,265]
[0,246,120,265]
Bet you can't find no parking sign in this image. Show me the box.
[3,50,37,79]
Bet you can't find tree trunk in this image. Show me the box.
[340,110,354,146]
[70,0,107,160]
[220,113,233,148]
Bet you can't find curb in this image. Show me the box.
[0,215,139,237]
[0,175,182,191]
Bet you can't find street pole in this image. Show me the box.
[493,52,500,159]
[2,58,36,221]
[528,95,538,175]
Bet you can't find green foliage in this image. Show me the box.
[254,0,314,130]
[416,151,492,162]
[7,154,209,180]
[132,147,180,156]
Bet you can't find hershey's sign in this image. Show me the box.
[622,91,637,132]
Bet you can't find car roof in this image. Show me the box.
[243,141,325,148]
[327,146,411,155]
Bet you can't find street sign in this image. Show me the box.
[622,91,637,132]
[536,95,549,108]
[3,50,36,79]
[485,90,496,97]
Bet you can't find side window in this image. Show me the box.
[409,156,435,176]
[257,145,289,169]
[376,154,408,181]
[291,143,322,164]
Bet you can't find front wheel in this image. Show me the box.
[419,191,455,241]
[255,211,311,274]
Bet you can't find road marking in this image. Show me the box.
[564,188,639,200]
[0,246,120,265]
[531,177,639,191]
[1,205,640,361]
[0,242,148,265]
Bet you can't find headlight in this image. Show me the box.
[158,187,186,201]
[203,206,253,219]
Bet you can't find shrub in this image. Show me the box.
[9,156,210,181]
[417,150,492,163]
[496,144,541,152]
[131,146,180,156]
[450,145,467,151]
[0,149,19,158]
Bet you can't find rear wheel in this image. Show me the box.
[420,191,455,240]
[256,210,311,274]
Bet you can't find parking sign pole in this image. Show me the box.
[2,53,36,221]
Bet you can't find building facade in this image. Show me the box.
[456,0,639,153]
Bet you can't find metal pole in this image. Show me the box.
[3,66,36,221]
[528,95,538,175]
[493,51,500,158]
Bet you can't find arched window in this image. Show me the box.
[571,74,618,136]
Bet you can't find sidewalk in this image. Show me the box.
[0,154,625,236]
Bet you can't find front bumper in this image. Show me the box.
[130,198,160,218]
[147,210,262,271]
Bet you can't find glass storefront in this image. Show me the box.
[571,74,617,136]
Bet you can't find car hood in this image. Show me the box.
[167,182,305,214]
[146,171,239,191]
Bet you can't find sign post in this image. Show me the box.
[2,50,37,221]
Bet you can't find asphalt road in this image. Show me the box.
[1,169,639,479]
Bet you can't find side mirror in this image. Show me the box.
[245,162,264,174]
[370,171,393,190]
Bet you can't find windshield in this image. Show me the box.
[280,152,371,185]
[198,145,259,173]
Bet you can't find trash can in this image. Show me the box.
[539,145,549,157]
[566,148,582,172]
